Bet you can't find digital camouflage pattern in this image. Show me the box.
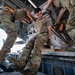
[59,0,75,41]
[0,8,18,52]
[0,7,27,63]
[15,8,27,20]
[0,7,27,52]
[18,17,51,72]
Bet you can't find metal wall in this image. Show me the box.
[6,53,75,75]
[39,55,75,75]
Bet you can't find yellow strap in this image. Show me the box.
[4,6,14,13]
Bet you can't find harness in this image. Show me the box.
[4,6,14,13]
[0,6,14,14]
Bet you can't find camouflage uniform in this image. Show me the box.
[0,8,17,53]
[17,17,50,73]
[57,0,75,41]
[0,7,27,63]
[14,8,27,20]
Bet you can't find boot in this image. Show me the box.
[8,56,25,70]
[0,50,8,63]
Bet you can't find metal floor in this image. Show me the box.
[0,72,46,75]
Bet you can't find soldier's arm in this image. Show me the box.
[26,9,36,22]
[55,8,66,25]
[21,19,28,24]
[47,25,52,39]
[47,25,52,46]
[45,0,53,12]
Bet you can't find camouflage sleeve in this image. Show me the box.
[15,8,27,20]
[46,18,51,26]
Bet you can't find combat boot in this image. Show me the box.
[8,56,25,70]
[0,50,8,63]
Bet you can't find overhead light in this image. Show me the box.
[28,0,37,8]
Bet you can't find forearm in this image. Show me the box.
[56,8,66,24]
[26,10,36,22]
[47,25,52,39]
[46,0,53,11]
[21,19,27,24]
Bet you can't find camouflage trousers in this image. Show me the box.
[66,11,75,42]
[1,28,18,52]
[19,33,48,72]
[0,14,18,52]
